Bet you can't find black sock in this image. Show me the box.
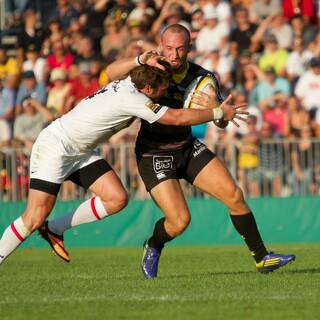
[148,218,173,253]
[230,212,268,262]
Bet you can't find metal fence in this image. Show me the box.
[1,138,320,201]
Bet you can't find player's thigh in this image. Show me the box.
[150,179,191,229]
[193,157,249,212]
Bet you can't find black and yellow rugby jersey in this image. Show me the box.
[136,61,223,150]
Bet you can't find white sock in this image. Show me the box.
[48,197,108,236]
[0,217,31,264]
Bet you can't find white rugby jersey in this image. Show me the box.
[45,77,168,153]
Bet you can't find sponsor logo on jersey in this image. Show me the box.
[146,101,162,114]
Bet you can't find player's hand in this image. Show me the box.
[220,94,249,127]
[139,51,167,70]
[190,90,218,109]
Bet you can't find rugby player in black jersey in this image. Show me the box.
[106,24,295,277]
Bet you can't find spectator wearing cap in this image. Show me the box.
[46,68,70,116]
[0,47,20,86]
[196,5,229,54]
[16,9,45,65]
[64,62,99,113]
[0,76,16,146]
[295,57,320,119]
[229,7,258,55]
[206,0,231,27]
[258,34,288,76]
[15,71,47,116]
[22,45,46,84]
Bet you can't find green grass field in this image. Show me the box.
[0,244,319,320]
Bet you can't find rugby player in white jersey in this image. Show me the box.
[0,64,246,264]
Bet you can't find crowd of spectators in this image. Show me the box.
[0,0,320,198]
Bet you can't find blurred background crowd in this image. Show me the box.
[0,0,319,199]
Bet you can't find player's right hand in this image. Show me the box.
[139,51,167,70]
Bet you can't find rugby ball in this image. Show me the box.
[183,75,216,109]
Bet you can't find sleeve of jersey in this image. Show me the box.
[123,93,169,123]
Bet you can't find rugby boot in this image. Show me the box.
[141,240,161,278]
[256,252,295,273]
[38,221,70,263]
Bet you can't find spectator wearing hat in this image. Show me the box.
[16,71,47,116]
[196,5,229,54]
[46,68,70,116]
[295,57,320,120]
[64,63,99,113]
[258,34,288,76]
[22,45,46,84]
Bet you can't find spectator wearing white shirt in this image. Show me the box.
[294,57,320,119]
[195,5,229,54]
[287,37,313,84]
[22,45,46,84]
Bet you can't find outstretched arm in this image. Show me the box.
[158,95,249,126]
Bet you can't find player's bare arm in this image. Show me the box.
[158,94,249,126]
[106,51,166,81]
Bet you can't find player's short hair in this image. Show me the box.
[130,62,172,89]
[161,24,191,43]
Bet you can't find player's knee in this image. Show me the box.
[228,186,245,211]
[102,190,129,214]
[168,215,191,236]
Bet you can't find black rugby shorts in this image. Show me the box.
[136,138,216,191]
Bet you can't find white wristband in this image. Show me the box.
[135,55,143,66]
[212,106,224,120]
